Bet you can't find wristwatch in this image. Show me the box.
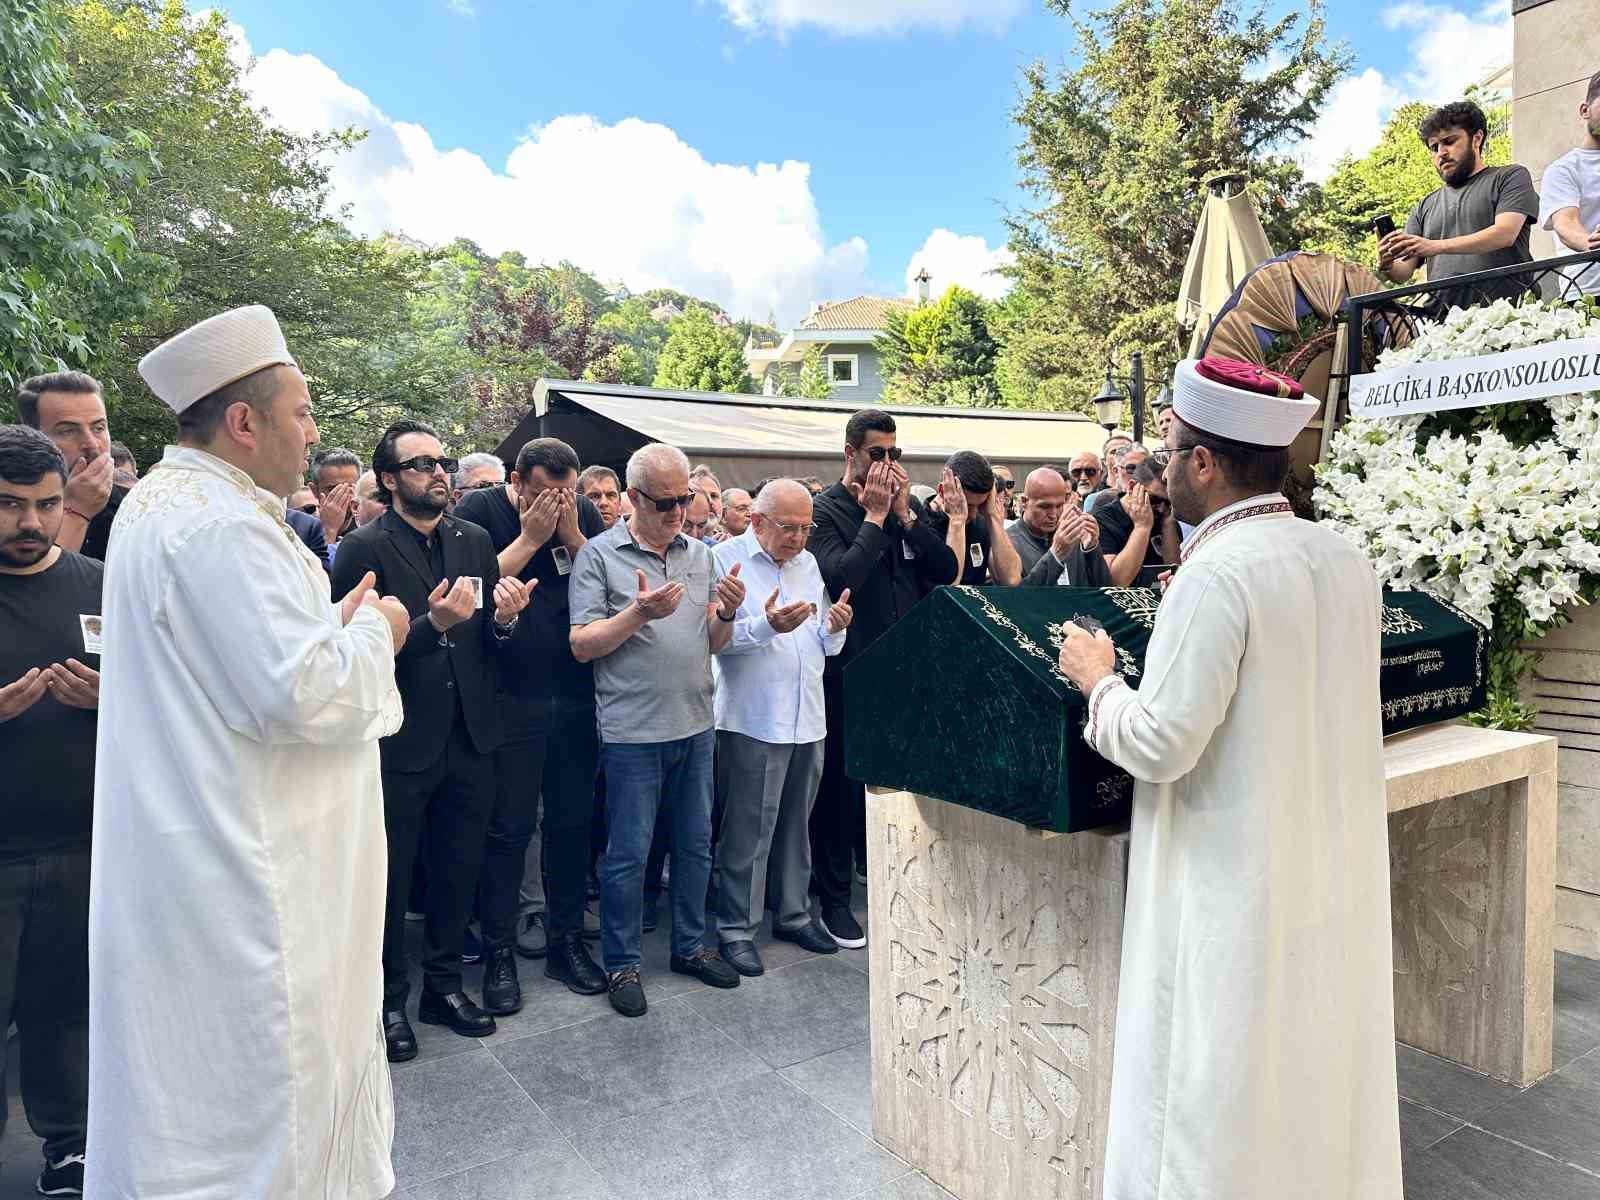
[716,608,737,622]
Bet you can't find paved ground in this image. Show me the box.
[6,886,1600,1198]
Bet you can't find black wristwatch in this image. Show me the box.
[716,608,737,622]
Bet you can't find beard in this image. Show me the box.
[1590,110,1600,141]
[1167,465,1206,527]
[1441,144,1478,187]
[0,532,52,567]
[396,474,449,517]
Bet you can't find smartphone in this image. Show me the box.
[1370,214,1396,239]
[1070,614,1105,637]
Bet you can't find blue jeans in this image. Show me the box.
[599,729,715,971]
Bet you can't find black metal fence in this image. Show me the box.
[1335,250,1600,404]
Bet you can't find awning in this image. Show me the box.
[493,380,1108,488]
[1177,174,1275,357]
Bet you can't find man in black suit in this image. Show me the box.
[331,420,530,1061]
[285,506,329,574]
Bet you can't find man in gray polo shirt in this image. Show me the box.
[570,443,748,1016]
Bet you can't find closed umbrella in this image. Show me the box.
[1177,172,1274,357]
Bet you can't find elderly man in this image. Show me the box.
[1057,358,1400,1199]
[1066,450,1103,498]
[690,464,722,522]
[684,490,713,540]
[578,465,622,529]
[926,450,1022,586]
[570,443,749,1016]
[712,480,854,976]
[1008,467,1113,587]
[89,306,410,1198]
[452,451,506,507]
[354,469,386,527]
[992,464,1017,520]
[809,410,957,947]
[721,487,753,537]
[15,372,123,561]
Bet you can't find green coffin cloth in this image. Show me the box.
[845,584,1486,834]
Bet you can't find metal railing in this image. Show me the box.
[1335,250,1600,398]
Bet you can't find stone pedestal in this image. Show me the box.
[867,724,1557,1200]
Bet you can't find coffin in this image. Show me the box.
[844,584,1487,833]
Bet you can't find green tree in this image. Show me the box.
[1302,95,1514,266]
[877,285,1000,406]
[653,306,754,393]
[63,0,434,462]
[769,345,833,399]
[0,0,150,395]
[1003,0,1348,414]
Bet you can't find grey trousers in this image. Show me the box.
[519,794,545,916]
[714,731,825,942]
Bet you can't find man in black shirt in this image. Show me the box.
[1097,458,1181,585]
[808,410,958,948]
[923,450,1022,586]
[0,425,102,1196]
[15,371,126,562]
[454,438,609,1008]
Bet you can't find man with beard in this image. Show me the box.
[807,410,957,947]
[1541,70,1600,298]
[1380,100,1539,309]
[90,306,411,1199]
[15,372,123,562]
[1057,358,1401,1200]
[0,426,102,1197]
[332,419,532,1059]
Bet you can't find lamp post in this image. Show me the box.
[1091,352,1148,443]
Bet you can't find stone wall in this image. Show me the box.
[1512,0,1600,261]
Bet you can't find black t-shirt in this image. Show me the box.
[925,507,997,584]
[1095,496,1168,570]
[0,550,103,863]
[79,483,127,562]
[452,485,605,703]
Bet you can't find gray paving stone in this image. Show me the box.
[488,995,766,1136]
[1398,1099,1462,1153]
[568,1070,907,1200]
[400,1143,613,1200]
[1395,1043,1521,1122]
[1420,1125,1600,1200]
[779,1040,874,1135]
[389,1045,554,1190]
[1470,1047,1600,1175]
[1554,952,1600,1070]
[683,955,870,1068]
[850,1172,957,1200]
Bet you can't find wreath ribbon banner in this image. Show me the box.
[1348,336,1600,418]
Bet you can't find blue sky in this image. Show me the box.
[214,0,1513,325]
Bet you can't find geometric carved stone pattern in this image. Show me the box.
[868,791,1129,1200]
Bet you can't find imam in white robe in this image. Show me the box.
[1084,493,1402,1200]
[87,446,403,1200]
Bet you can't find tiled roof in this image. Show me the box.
[799,295,913,331]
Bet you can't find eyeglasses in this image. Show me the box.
[1068,467,1099,479]
[395,455,459,475]
[863,446,903,463]
[634,487,694,513]
[759,518,817,537]
[996,478,1015,491]
[1118,460,1144,476]
[1149,447,1196,469]
[458,480,498,492]
[298,502,318,514]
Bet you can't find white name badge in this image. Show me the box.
[465,576,484,609]
[551,545,572,576]
[80,614,104,656]
[901,541,917,561]
[968,542,985,569]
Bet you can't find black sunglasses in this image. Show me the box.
[1068,467,1099,478]
[864,446,904,462]
[395,454,459,475]
[298,502,318,514]
[996,478,1015,491]
[634,487,694,513]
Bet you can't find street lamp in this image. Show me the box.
[1092,352,1149,442]
[1092,367,1124,434]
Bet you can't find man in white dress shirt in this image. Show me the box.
[1058,358,1403,1200]
[88,306,411,1200]
[711,480,854,977]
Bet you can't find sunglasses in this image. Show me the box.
[1068,467,1100,478]
[395,455,459,475]
[458,480,498,493]
[634,487,694,513]
[863,446,904,462]
[996,478,1015,491]
[298,502,318,514]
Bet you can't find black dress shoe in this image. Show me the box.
[417,990,496,1037]
[772,918,839,956]
[608,966,647,1017]
[719,939,764,977]
[482,946,523,1015]
[546,931,607,995]
[383,1009,417,1062]
[670,946,740,988]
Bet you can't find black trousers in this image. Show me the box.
[810,670,863,911]
[381,718,496,1006]
[0,849,89,1161]
[480,693,598,949]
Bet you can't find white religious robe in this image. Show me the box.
[87,446,403,1200]
[1084,493,1402,1200]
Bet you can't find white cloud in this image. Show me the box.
[716,0,1025,36]
[237,30,871,326]
[904,229,1014,302]
[445,0,476,15]
[1297,0,1511,181]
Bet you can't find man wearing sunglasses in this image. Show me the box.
[1066,451,1104,498]
[333,420,532,1059]
[569,443,750,1016]
[807,410,958,949]
[993,465,1017,521]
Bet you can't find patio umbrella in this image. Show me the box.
[1177,173,1274,357]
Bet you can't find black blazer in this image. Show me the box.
[286,507,330,575]
[331,509,506,772]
